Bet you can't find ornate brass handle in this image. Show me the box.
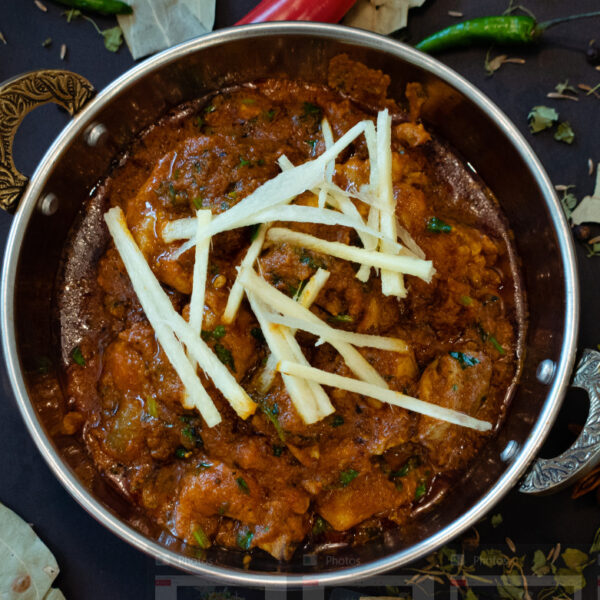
[520,349,600,494]
[0,70,95,212]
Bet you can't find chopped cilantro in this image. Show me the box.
[241,98,256,105]
[237,528,254,550]
[263,109,276,121]
[312,515,329,535]
[426,217,452,233]
[250,327,265,343]
[415,482,427,500]
[192,527,211,549]
[330,314,354,323]
[238,156,251,167]
[194,116,204,129]
[204,104,216,113]
[250,223,261,241]
[331,414,345,427]
[192,196,203,210]
[272,444,284,457]
[214,343,235,371]
[182,427,204,447]
[146,397,158,418]
[236,476,250,494]
[339,468,359,487]
[302,101,322,118]
[449,351,480,369]
[213,325,226,339]
[460,295,473,306]
[71,346,85,366]
[491,513,503,528]
[175,446,191,459]
[305,139,318,155]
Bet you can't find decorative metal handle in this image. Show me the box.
[520,348,600,494]
[0,69,95,212]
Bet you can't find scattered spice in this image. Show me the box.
[589,158,595,176]
[448,10,463,17]
[42,37,52,47]
[587,40,600,65]
[60,43,67,60]
[484,51,525,76]
[491,513,503,528]
[578,83,600,99]
[62,9,123,52]
[34,0,48,11]
[0,31,6,44]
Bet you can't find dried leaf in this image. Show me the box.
[546,92,578,101]
[555,79,578,95]
[491,513,503,528]
[102,26,123,52]
[117,0,216,60]
[480,548,505,567]
[531,549,549,576]
[528,106,559,133]
[555,567,585,593]
[343,0,427,35]
[571,165,600,225]
[554,121,575,144]
[485,52,525,75]
[561,548,588,572]
[0,31,6,44]
[590,527,600,553]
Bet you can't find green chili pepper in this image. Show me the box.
[52,0,133,15]
[416,12,600,54]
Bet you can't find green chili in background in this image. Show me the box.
[416,11,600,54]
[52,0,133,15]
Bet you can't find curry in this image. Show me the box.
[57,55,525,561]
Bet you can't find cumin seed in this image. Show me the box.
[34,0,48,11]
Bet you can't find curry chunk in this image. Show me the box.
[417,351,492,471]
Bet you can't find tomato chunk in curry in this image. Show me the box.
[60,55,524,561]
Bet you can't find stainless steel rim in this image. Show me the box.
[1,22,579,587]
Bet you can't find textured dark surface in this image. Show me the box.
[1,0,599,598]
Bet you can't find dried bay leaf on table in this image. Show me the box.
[343,0,426,35]
[0,502,63,600]
[571,165,600,225]
[117,0,216,60]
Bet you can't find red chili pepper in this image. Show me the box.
[236,0,358,25]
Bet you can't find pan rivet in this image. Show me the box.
[85,122,108,147]
[536,359,556,384]
[38,193,58,216]
[501,440,519,462]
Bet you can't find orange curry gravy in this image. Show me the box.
[58,56,525,560]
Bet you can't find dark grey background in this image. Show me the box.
[1,0,599,597]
